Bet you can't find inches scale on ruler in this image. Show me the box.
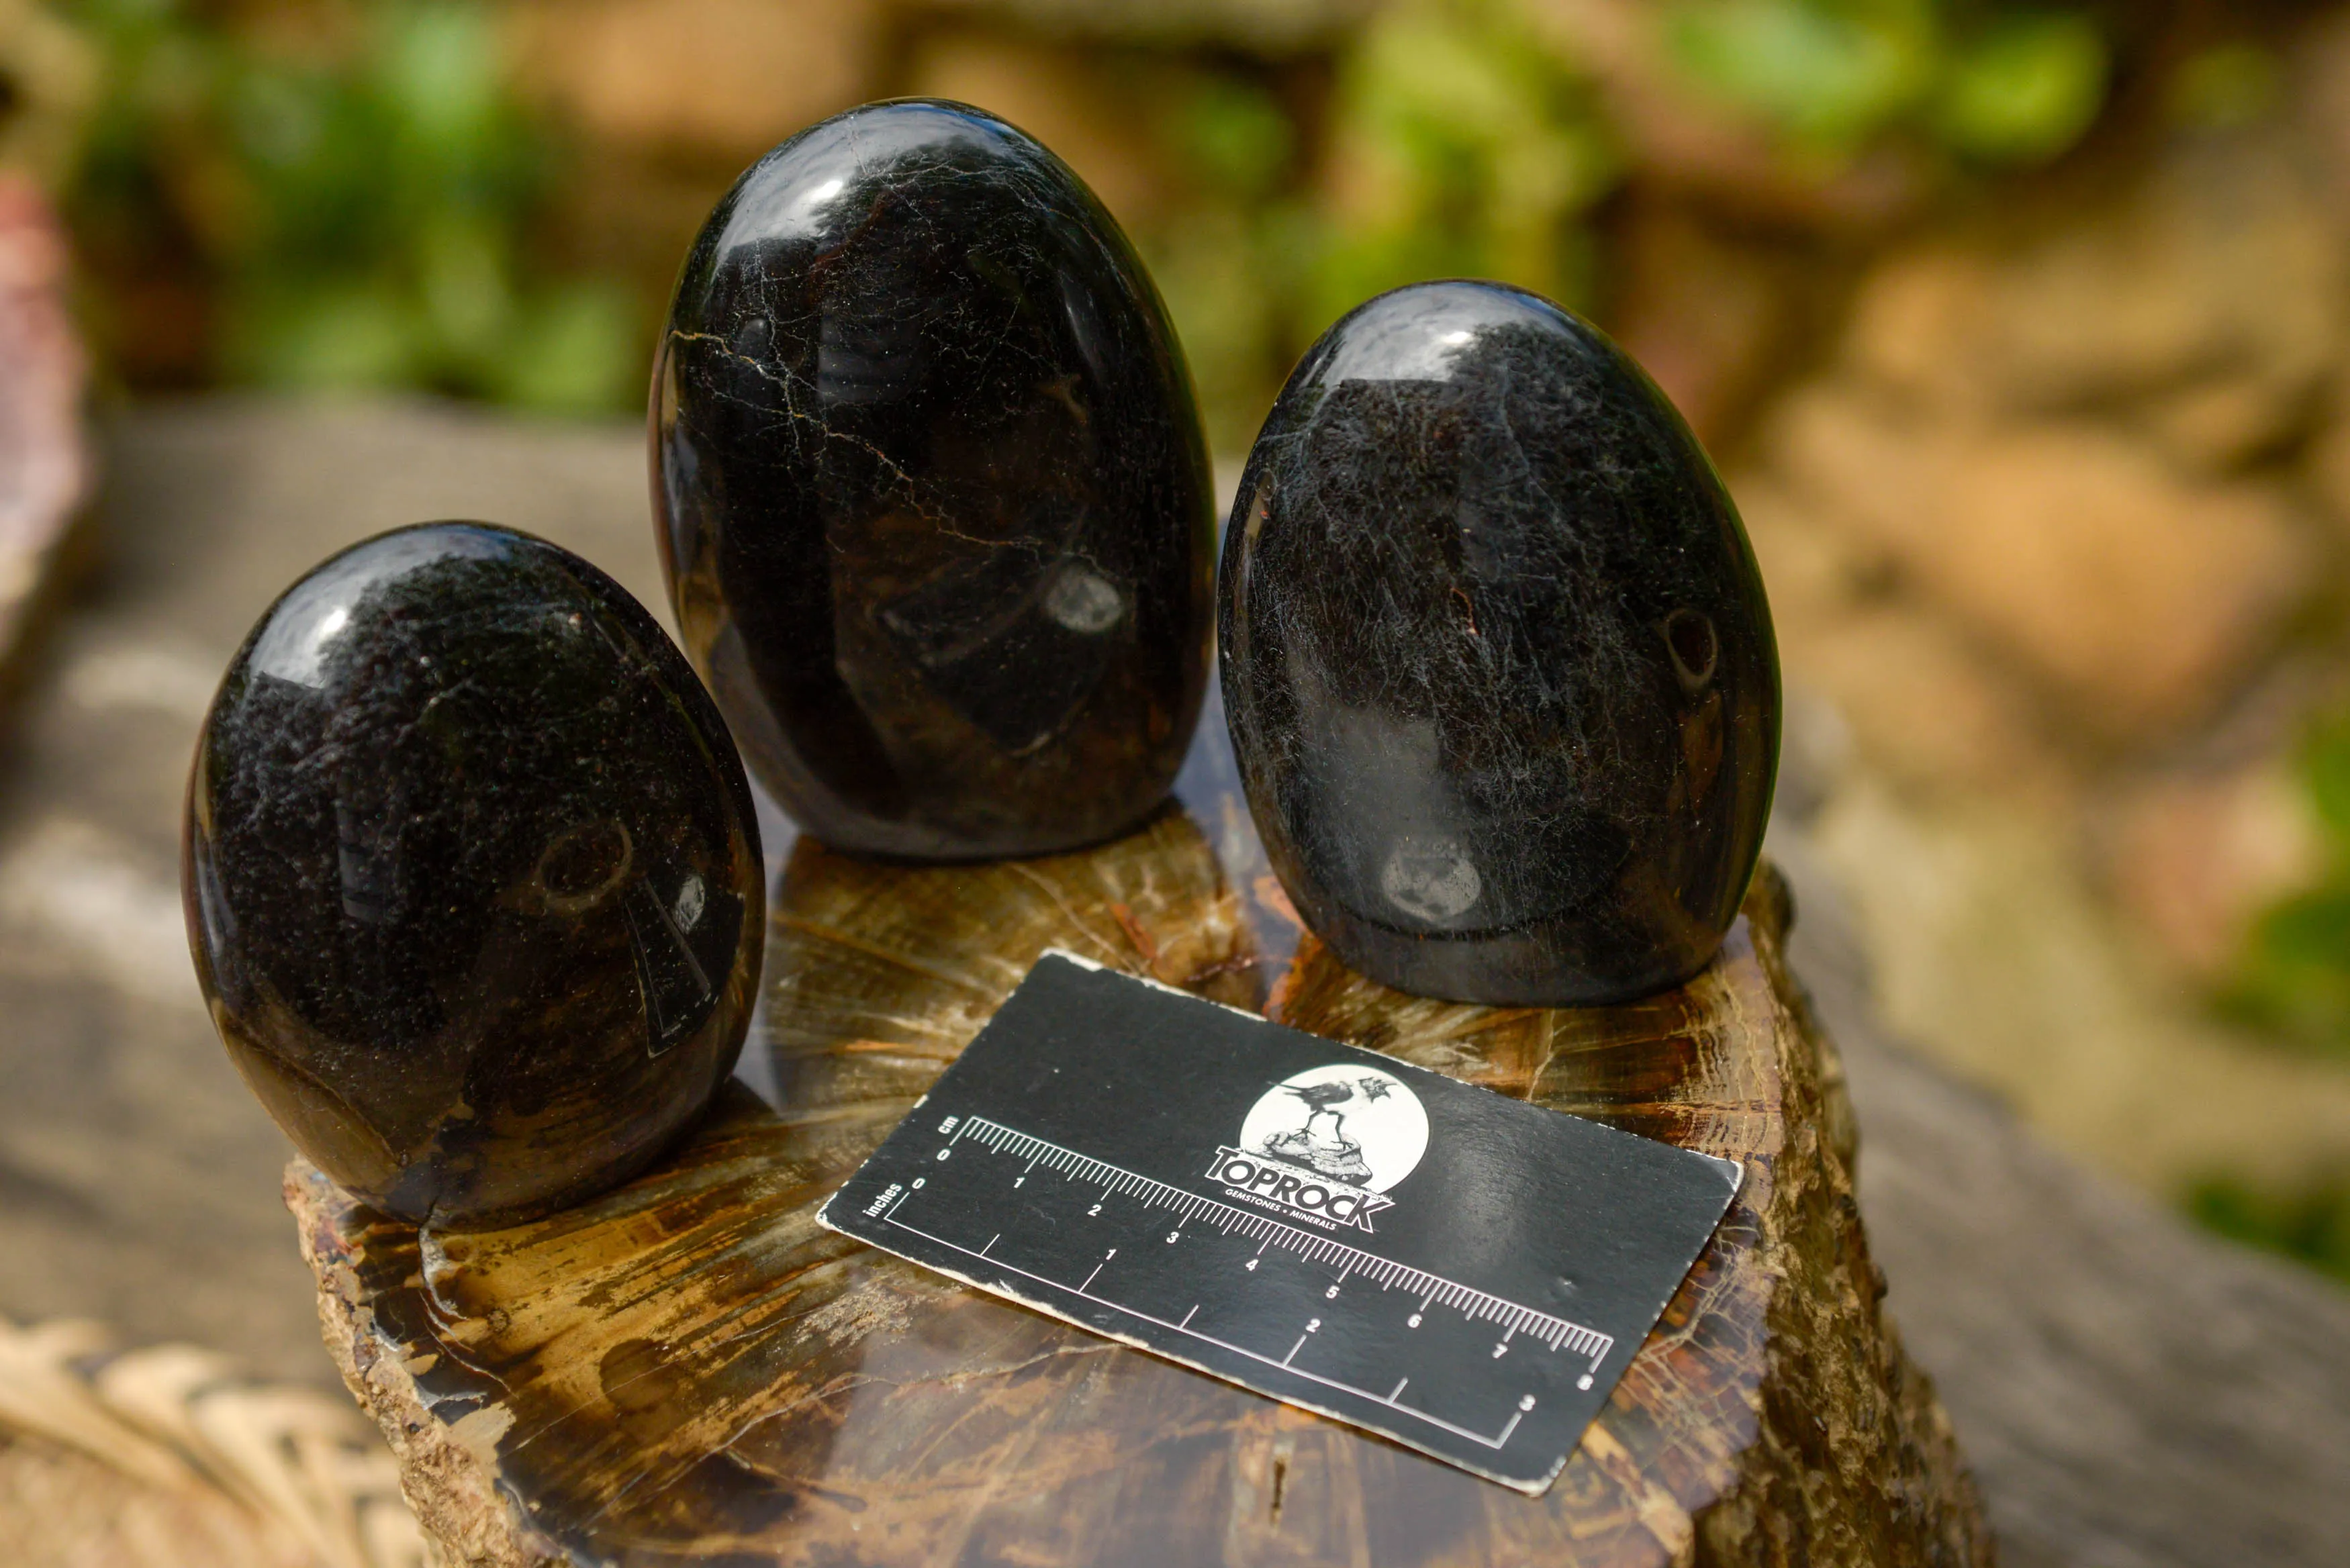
[820,954,1741,1493]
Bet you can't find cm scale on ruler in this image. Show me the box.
[884,1112,1612,1454]
[820,954,1742,1493]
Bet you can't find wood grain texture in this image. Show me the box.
[291,812,1987,1567]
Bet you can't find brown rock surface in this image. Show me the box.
[1783,606,2055,794]
[1738,479,2056,793]
[1840,136,2342,463]
[2301,383,2350,541]
[2107,760,2324,979]
[1806,778,2350,1195]
[508,0,881,161]
[1752,109,2350,830]
[2291,11,2350,238]
[1607,202,1803,447]
[1769,387,2310,738]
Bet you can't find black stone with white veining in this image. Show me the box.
[184,523,763,1228]
[654,98,1214,862]
[1220,281,1779,1006]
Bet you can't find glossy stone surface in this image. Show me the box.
[184,523,763,1228]
[654,99,1214,862]
[1220,281,1779,1006]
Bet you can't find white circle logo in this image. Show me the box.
[1239,1065,1429,1194]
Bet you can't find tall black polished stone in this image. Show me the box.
[1220,282,1779,1006]
[653,99,1215,862]
[184,524,763,1228]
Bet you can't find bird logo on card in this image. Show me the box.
[1206,1065,1430,1232]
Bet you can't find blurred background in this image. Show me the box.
[3,1,2350,1556]
[21,0,2333,1273]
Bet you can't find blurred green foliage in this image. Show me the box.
[1150,0,2112,450]
[61,0,634,413]
[2224,713,2350,1059]
[2188,1173,2350,1287]
[1669,0,1935,149]
[1666,0,2107,164]
[1305,2,1615,334]
[36,0,2119,424]
[2168,40,2283,132]
[1140,1,1621,451]
[1136,70,1306,454]
[1932,11,2107,162]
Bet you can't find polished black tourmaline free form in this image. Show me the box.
[184,524,763,1228]
[1221,281,1781,1006]
[654,99,1215,861]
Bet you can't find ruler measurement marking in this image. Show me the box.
[876,1113,1632,1455]
[815,963,1752,1491]
[929,1115,1610,1370]
[897,1116,1613,1387]
[881,1212,1542,1453]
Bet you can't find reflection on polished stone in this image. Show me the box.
[655,99,1215,863]
[184,522,763,1227]
[1220,281,1780,1006]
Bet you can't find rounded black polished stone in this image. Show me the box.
[654,99,1214,862]
[185,524,764,1228]
[1219,281,1780,1006]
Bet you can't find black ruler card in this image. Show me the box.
[816,952,1741,1493]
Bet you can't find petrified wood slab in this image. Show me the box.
[290,811,1989,1567]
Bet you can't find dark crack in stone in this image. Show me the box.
[184,522,763,1228]
[654,99,1215,862]
[1220,281,1779,1006]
